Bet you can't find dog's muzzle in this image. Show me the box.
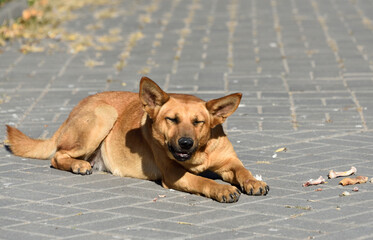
[168,137,195,161]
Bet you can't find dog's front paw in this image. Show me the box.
[212,185,241,203]
[71,160,92,175]
[242,179,269,196]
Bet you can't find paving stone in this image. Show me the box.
[0,229,51,240]
[8,223,89,238]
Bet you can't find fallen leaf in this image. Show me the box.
[85,22,103,31]
[339,176,368,186]
[97,34,122,44]
[285,205,312,211]
[69,42,87,54]
[109,28,121,35]
[94,8,118,19]
[256,161,270,164]
[95,45,113,51]
[84,59,104,68]
[115,61,126,71]
[290,213,304,218]
[138,67,150,75]
[275,147,287,153]
[62,33,79,41]
[177,222,193,225]
[20,44,45,54]
[139,14,152,24]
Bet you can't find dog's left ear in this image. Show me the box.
[139,76,170,119]
[206,93,242,128]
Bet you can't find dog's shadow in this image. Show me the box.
[4,144,12,154]
[198,170,222,180]
[154,171,222,186]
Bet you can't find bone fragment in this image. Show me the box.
[328,166,356,179]
[303,176,325,187]
[339,176,368,186]
[340,191,351,197]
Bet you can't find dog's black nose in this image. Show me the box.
[178,137,194,150]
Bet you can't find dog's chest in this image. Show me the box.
[181,153,210,174]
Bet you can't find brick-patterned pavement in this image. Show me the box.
[1,0,373,239]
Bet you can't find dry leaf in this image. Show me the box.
[69,43,87,54]
[94,8,118,19]
[139,14,152,24]
[275,147,287,153]
[285,205,312,211]
[256,161,270,164]
[20,44,45,54]
[138,67,150,75]
[95,45,113,51]
[63,33,79,41]
[84,59,104,68]
[339,176,368,186]
[290,213,304,218]
[115,61,126,71]
[97,34,122,44]
[85,22,103,31]
[177,222,193,225]
[109,28,121,35]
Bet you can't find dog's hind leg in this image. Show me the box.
[51,150,93,174]
[51,104,118,175]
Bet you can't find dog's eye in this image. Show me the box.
[165,117,178,123]
[193,120,205,126]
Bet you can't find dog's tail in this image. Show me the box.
[6,125,57,160]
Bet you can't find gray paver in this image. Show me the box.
[1,0,373,239]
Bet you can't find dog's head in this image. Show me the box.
[139,77,241,162]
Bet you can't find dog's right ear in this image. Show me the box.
[139,76,170,119]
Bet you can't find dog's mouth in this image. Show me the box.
[168,145,195,162]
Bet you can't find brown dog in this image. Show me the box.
[6,77,269,202]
